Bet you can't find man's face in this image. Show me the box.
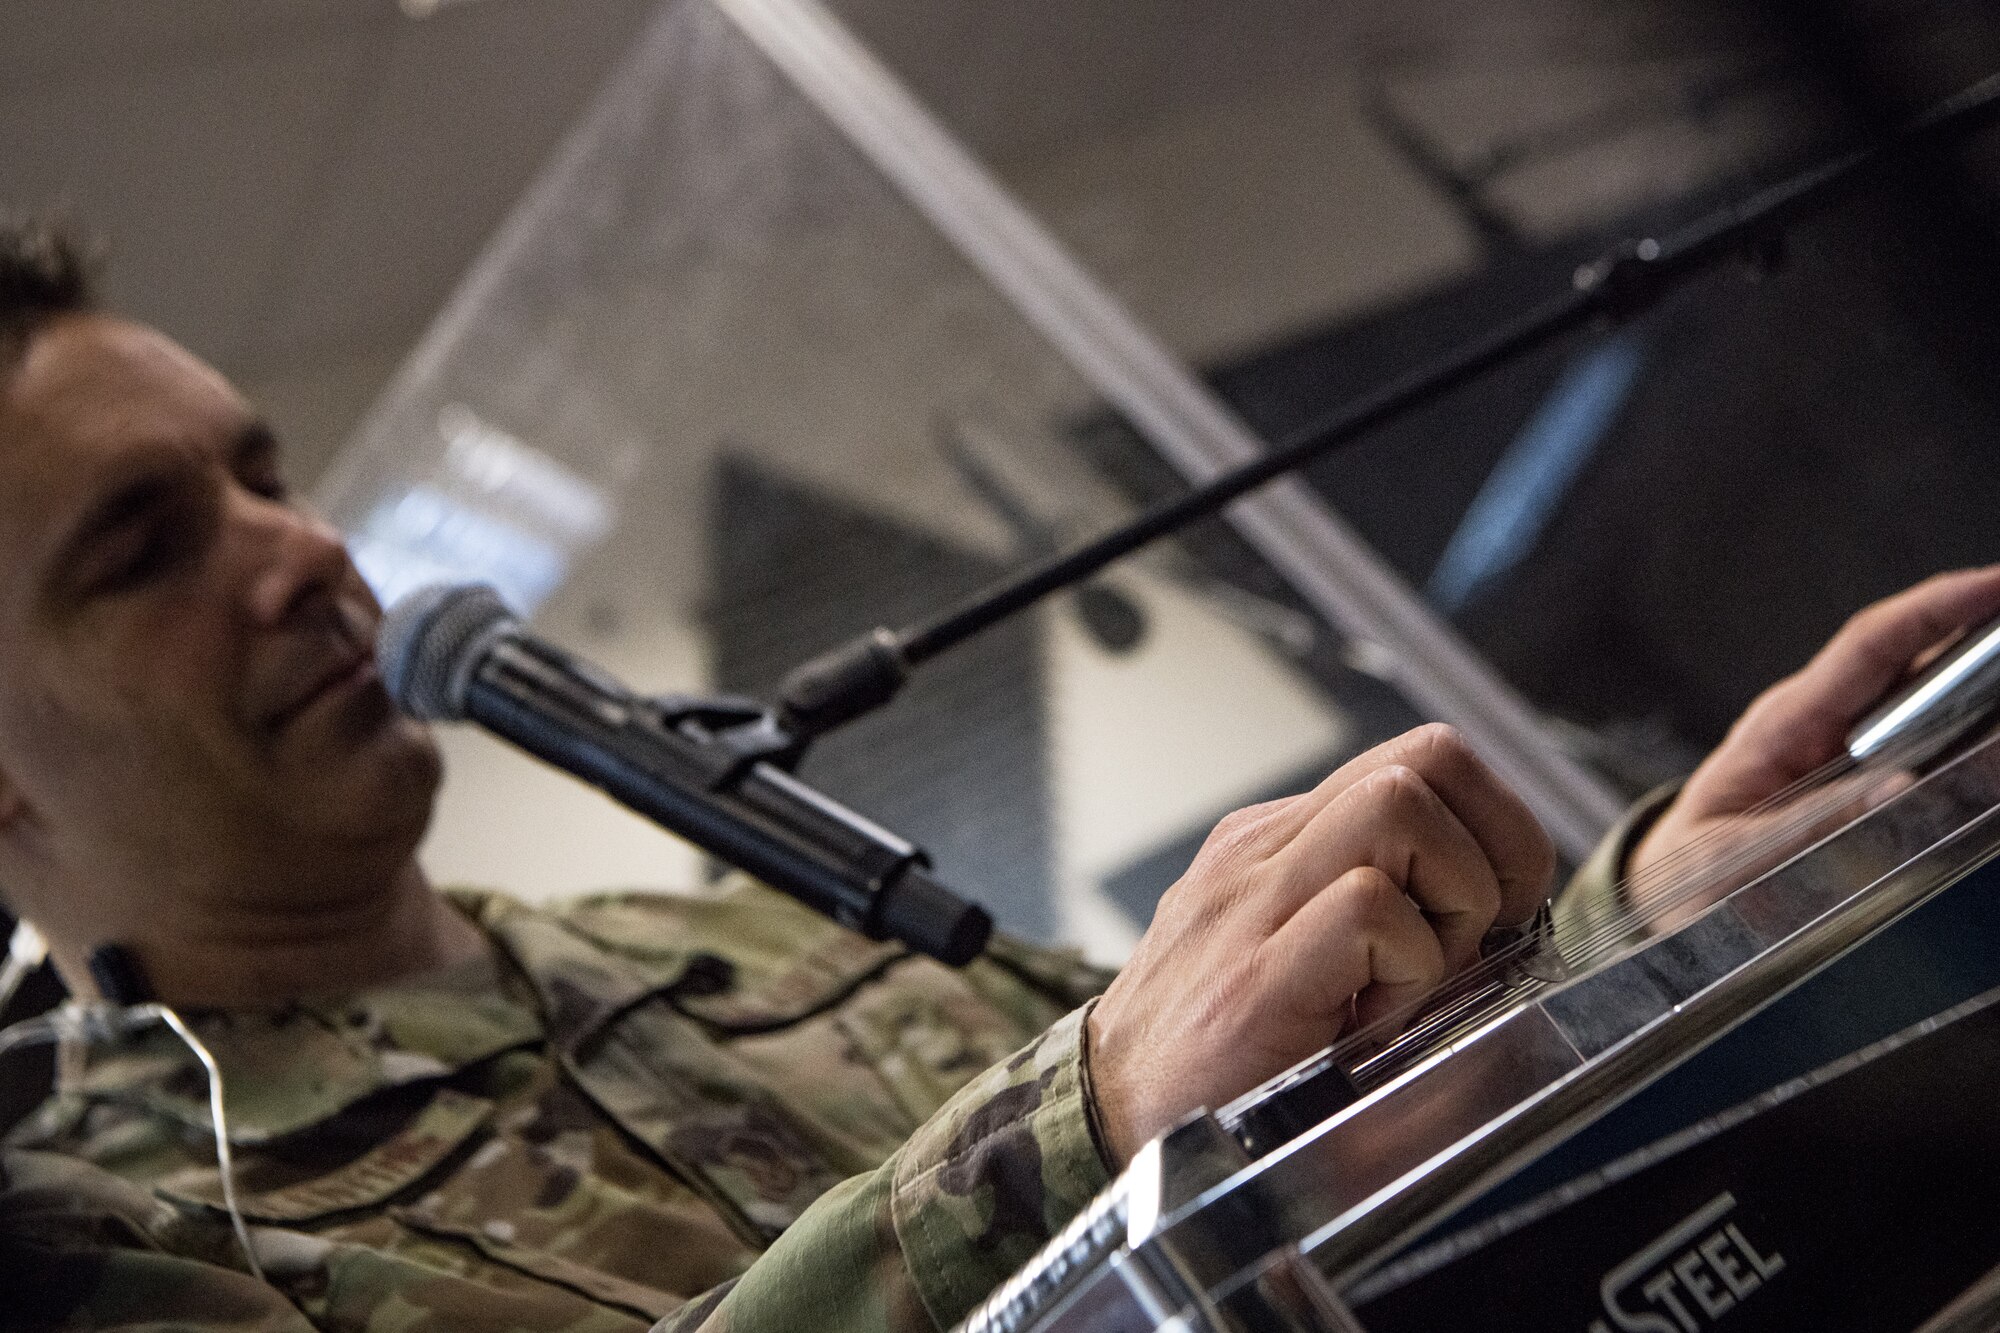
[0,314,441,898]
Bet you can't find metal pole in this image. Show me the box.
[710,0,1626,859]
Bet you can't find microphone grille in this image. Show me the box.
[377,584,516,722]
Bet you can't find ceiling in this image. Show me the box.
[11,0,1977,484]
[1,0,658,379]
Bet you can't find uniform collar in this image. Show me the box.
[55,893,564,1143]
[48,881,901,1144]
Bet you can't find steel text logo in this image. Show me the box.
[1587,1193,1784,1333]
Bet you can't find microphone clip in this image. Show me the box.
[641,693,810,783]
[382,585,994,966]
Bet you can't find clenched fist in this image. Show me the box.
[1085,723,1556,1165]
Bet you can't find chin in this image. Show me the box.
[309,715,444,849]
[372,717,446,812]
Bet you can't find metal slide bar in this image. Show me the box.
[710,0,1626,860]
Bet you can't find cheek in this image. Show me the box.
[98,602,239,719]
[24,604,248,785]
[0,677,170,829]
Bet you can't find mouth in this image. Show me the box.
[268,648,378,734]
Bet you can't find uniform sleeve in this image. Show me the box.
[1553,782,1683,943]
[654,1003,1113,1333]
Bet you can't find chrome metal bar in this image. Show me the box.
[1916,1260,2000,1333]
[1849,610,2000,764]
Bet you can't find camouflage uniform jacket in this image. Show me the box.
[1551,783,1680,945]
[0,881,1116,1332]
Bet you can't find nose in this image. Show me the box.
[238,492,361,631]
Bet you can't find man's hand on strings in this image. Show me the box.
[1628,565,2000,907]
[1085,724,1554,1165]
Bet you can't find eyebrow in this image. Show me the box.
[229,419,279,474]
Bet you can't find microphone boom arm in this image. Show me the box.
[775,69,2000,742]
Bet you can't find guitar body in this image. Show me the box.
[1446,847,2000,1224]
[1354,854,2000,1332]
[960,729,2000,1333]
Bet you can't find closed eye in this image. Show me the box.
[86,499,200,595]
[43,420,282,610]
[52,467,210,604]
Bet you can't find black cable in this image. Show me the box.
[776,70,2000,741]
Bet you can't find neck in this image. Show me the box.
[50,859,491,1009]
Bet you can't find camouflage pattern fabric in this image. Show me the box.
[0,878,1116,1331]
[1550,783,1680,947]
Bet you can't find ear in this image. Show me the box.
[0,766,25,832]
[0,764,43,860]
[0,768,57,961]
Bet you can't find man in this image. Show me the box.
[0,216,1993,1331]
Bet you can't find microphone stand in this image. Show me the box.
[643,71,2000,957]
[768,70,2000,740]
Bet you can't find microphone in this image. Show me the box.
[378,584,993,966]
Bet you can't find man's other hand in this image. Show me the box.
[1085,723,1555,1165]
[1629,565,2000,903]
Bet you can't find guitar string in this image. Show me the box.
[1386,755,1845,1031]
[1348,745,1928,1086]
[1348,756,1865,1076]
[1553,756,1860,958]
[1351,754,1916,1088]
[1325,748,1876,1084]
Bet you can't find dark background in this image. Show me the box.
[1079,0,2000,763]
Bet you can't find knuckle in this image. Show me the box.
[1203,802,1280,859]
[1359,762,1429,810]
[1226,796,1294,836]
[1406,721,1473,768]
[1354,765,1452,832]
[1208,806,1261,842]
[1344,867,1409,926]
